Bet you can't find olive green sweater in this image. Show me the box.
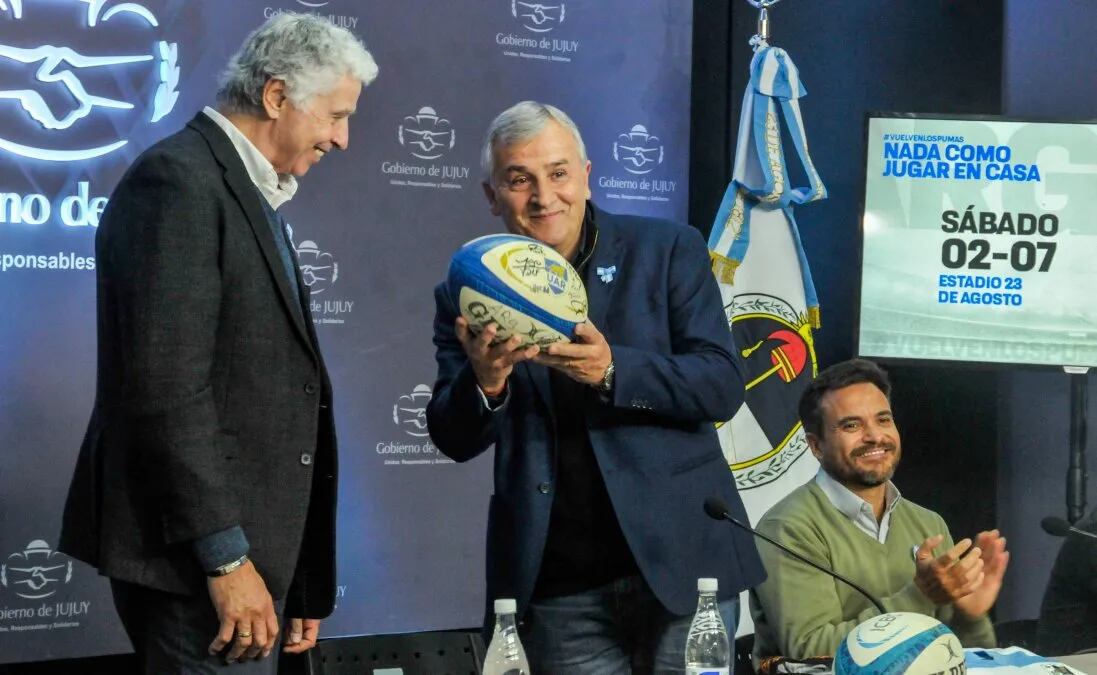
[750,480,996,662]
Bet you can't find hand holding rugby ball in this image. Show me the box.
[447,234,588,349]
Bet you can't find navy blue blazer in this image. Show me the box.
[427,204,765,619]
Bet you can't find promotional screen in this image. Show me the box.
[858,114,1097,368]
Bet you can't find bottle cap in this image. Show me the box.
[494,598,517,614]
[698,577,718,593]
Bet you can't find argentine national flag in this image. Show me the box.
[707,44,827,633]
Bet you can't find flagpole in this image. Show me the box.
[745,0,782,49]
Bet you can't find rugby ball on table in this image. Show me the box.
[835,612,966,675]
[447,234,588,349]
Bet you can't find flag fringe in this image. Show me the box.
[806,305,821,329]
[709,250,740,285]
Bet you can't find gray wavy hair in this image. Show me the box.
[217,13,378,115]
[481,101,587,179]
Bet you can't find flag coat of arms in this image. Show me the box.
[709,45,827,527]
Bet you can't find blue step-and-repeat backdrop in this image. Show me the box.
[0,0,692,663]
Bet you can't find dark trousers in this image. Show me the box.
[519,574,739,675]
[111,579,287,674]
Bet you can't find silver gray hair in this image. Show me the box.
[217,12,378,116]
[481,101,587,179]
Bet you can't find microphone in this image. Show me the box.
[703,496,887,615]
[1041,515,1097,542]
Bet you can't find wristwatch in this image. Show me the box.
[207,554,249,578]
[596,361,616,393]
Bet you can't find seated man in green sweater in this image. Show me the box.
[750,359,1008,664]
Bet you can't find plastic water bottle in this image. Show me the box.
[482,598,530,675]
[685,577,730,675]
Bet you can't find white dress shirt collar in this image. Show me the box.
[202,107,297,209]
[815,468,902,544]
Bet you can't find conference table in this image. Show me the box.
[1057,652,1097,673]
[967,651,1096,674]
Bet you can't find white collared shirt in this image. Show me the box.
[814,468,902,544]
[202,107,298,209]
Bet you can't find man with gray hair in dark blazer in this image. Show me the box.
[59,13,377,673]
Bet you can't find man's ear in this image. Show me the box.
[261,79,288,119]
[806,432,823,461]
[482,181,502,217]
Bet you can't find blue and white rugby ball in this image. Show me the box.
[835,612,966,675]
[447,234,588,349]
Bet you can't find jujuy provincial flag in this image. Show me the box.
[709,45,827,527]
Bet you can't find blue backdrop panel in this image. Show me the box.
[0,0,692,662]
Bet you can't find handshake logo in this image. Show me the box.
[0,0,180,162]
[393,385,432,438]
[294,239,339,295]
[613,125,665,175]
[398,107,456,161]
[2,539,74,600]
[511,1,566,33]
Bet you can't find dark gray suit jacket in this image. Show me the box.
[60,113,339,618]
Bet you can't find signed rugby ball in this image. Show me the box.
[447,234,588,349]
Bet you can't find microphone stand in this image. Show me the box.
[1066,368,1089,524]
[713,508,887,615]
